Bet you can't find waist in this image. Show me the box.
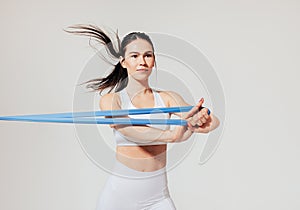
[112,158,167,179]
[117,144,167,158]
[116,145,167,172]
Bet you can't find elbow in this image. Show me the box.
[163,135,177,143]
[170,136,178,143]
[161,130,178,143]
[169,133,187,143]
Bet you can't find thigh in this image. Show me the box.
[96,176,137,210]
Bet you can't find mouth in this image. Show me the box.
[136,69,149,72]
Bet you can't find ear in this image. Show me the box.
[120,56,126,68]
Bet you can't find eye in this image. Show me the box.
[145,54,153,58]
[131,54,138,58]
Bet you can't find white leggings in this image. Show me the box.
[96,160,176,210]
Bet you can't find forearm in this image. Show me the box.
[115,124,193,143]
[175,128,194,142]
[115,124,174,143]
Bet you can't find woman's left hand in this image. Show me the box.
[186,98,213,133]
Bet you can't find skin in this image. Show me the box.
[100,38,220,172]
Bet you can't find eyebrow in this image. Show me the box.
[128,51,153,54]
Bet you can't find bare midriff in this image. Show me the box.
[116,145,167,172]
[115,90,170,172]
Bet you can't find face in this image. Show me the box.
[121,39,155,81]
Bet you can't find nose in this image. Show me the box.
[139,56,146,66]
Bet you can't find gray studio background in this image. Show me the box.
[1,0,299,210]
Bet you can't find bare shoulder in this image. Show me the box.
[156,90,190,107]
[99,92,121,111]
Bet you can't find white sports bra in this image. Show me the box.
[113,88,170,146]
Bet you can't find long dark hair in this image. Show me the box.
[64,24,155,95]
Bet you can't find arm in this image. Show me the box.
[99,93,191,143]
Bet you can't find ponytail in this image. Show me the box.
[64,24,127,94]
[83,62,128,94]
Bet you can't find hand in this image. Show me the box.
[169,98,206,141]
[186,98,212,133]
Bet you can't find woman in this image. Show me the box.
[66,24,220,210]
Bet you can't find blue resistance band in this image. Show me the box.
[0,106,210,125]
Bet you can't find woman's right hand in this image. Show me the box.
[169,98,205,142]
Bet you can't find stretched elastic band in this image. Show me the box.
[0,106,210,125]
[0,116,187,125]
[4,106,194,118]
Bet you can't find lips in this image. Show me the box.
[136,69,148,71]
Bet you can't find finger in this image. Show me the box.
[194,116,203,126]
[200,116,207,124]
[195,112,206,124]
[190,119,197,126]
[185,98,204,119]
[187,122,194,131]
[204,111,209,120]
[197,122,203,126]
[199,106,211,116]
[193,114,198,122]
[197,113,206,124]
[191,118,199,127]
[193,115,202,126]
[200,108,210,119]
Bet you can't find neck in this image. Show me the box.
[126,77,151,95]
